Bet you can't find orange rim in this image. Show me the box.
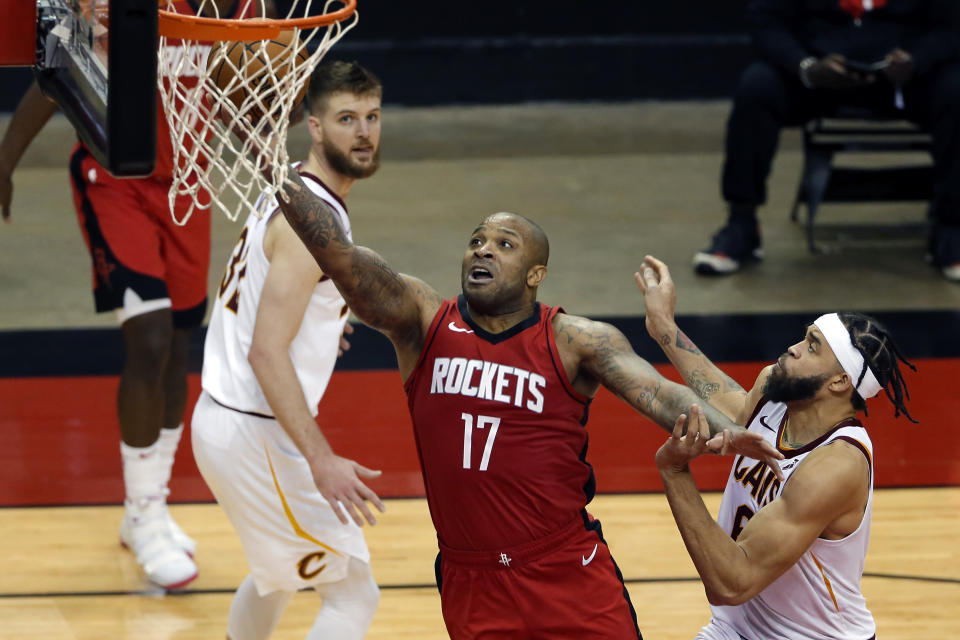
[158,0,356,41]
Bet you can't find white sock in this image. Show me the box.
[120,440,167,515]
[226,574,294,640]
[157,423,184,490]
[307,559,380,640]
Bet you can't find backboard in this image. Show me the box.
[22,0,157,176]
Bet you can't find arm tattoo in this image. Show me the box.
[342,249,410,330]
[555,316,585,346]
[570,320,639,393]
[568,318,666,414]
[659,384,735,437]
[570,318,735,435]
[689,367,721,400]
[276,174,424,345]
[666,325,745,396]
[675,329,702,355]
[636,381,662,413]
[278,176,350,253]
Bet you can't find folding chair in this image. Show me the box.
[791,108,934,253]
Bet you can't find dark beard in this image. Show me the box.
[322,137,380,179]
[763,366,830,403]
[461,286,513,317]
[460,274,528,317]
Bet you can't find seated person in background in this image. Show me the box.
[693,0,960,281]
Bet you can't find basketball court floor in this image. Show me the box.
[1,101,958,638]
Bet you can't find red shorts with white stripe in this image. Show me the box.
[436,513,641,640]
[68,143,209,327]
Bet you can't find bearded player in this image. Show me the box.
[192,61,385,640]
[638,255,915,640]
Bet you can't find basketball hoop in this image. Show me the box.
[158,0,357,42]
[157,0,358,225]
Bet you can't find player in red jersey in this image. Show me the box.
[0,0,263,590]
[259,164,786,638]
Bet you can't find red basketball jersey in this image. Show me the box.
[404,296,596,551]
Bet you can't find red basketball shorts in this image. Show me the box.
[68,144,210,327]
[436,514,641,640]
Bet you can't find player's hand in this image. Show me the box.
[706,427,785,481]
[311,453,386,527]
[883,48,915,86]
[338,321,353,357]
[634,255,678,342]
[809,54,874,89]
[655,404,712,474]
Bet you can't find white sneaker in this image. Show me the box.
[166,513,197,557]
[692,221,763,275]
[120,507,198,589]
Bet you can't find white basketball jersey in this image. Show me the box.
[202,169,351,417]
[710,398,876,640]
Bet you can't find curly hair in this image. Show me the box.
[838,312,917,422]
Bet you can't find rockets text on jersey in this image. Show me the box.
[429,357,547,413]
[405,297,598,551]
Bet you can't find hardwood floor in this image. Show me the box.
[1,489,956,638]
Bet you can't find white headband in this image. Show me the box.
[813,313,883,399]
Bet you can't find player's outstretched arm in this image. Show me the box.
[559,314,783,471]
[276,173,443,363]
[635,255,750,422]
[248,216,385,526]
[0,81,58,222]
[655,407,868,605]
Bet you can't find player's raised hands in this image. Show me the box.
[655,404,712,473]
[310,452,386,527]
[657,405,784,480]
[634,255,678,339]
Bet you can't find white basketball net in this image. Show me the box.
[157,0,357,225]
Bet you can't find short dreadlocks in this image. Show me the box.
[838,312,917,423]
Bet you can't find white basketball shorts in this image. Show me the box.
[192,391,370,596]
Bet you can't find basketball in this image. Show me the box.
[208,30,310,122]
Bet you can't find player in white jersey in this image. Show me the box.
[636,256,916,640]
[191,61,385,640]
